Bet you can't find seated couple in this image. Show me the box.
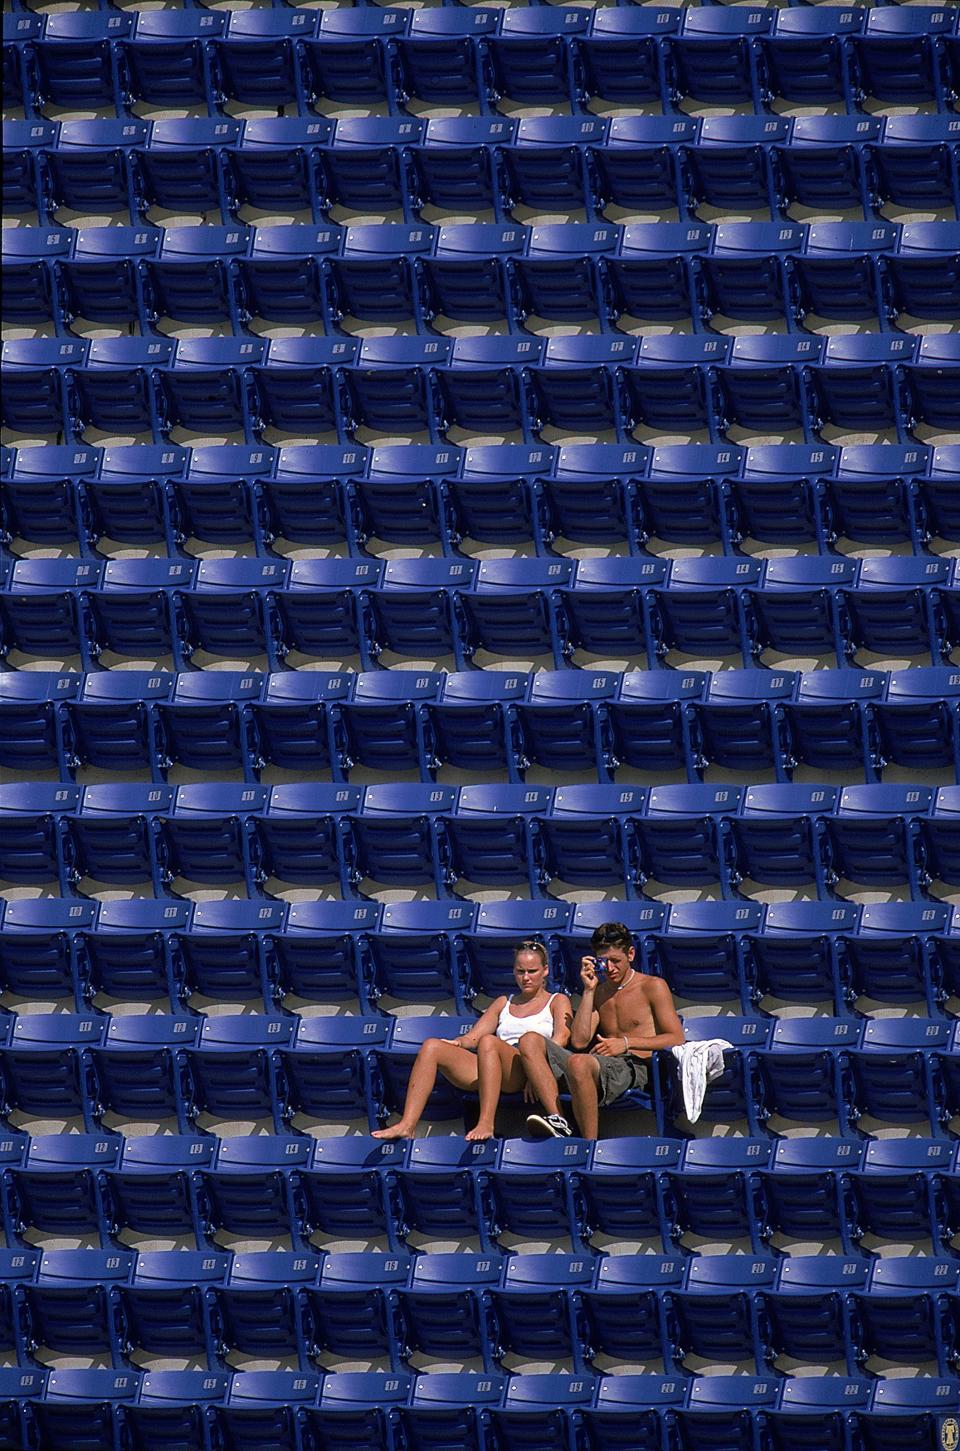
[372,922,684,1142]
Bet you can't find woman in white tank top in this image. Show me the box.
[372,941,572,1142]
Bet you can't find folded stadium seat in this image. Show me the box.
[906,334,960,436]
[604,669,706,780]
[502,116,606,221]
[537,783,645,898]
[756,1018,860,1137]
[2,442,98,557]
[560,558,666,668]
[850,1019,952,1138]
[90,1015,197,1133]
[337,670,440,780]
[491,1374,601,1451]
[247,672,352,780]
[104,1135,214,1246]
[227,117,331,223]
[873,668,960,783]
[0,782,80,892]
[609,221,711,329]
[845,902,952,1016]
[398,1372,506,1451]
[306,1252,410,1365]
[273,558,383,670]
[82,899,189,1008]
[576,1135,678,1250]
[308,1372,414,1451]
[686,117,789,219]
[187,1015,294,1135]
[251,340,354,440]
[301,1135,406,1251]
[355,443,455,551]
[262,444,359,550]
[776,117,880,219]
[125,1371,230,1451]
[623,335,727,442]
[700,222,802,330]
[671,1258,777,1375]
[852,1138,956,1252]
[887,222,960,324]
[377,1021,481,1120]
[512,223,616,333]
[62,671,170,781]
[446,783,553,897]
[32,13,131,115]
[415,118,515,225]
[236,225,339,331]
[199,1137,312,1248]
[491,1254,596,1371]
[248,784,355,895]
[31,1370,141,1451]
[730,443,836,549]
[323,118,423,222]
[717,336,821,440]
[284,1015,388,1125]
[730,784,837,895]
[143,225,248,334]
[859,1378,960,1451]
[153,671,261,781]
[1,338,86,440]
[638,784,743,897]
[343,781,453,894]
[654,901,763,1015]
[528,334,634,439]
[399,1250,503,1367]
[580,1255,681,1368]
[780,668,884,782]
[872,116,960,217]
[401,1140,495,1251]
[643,445,741,553]
[435,336,538,441]
[922,786,960,888]
[694,669,796,782]
[811,333,915,441]
[212,10,314,114]
[749,556,856,667]
[158,340,262,443]
[329,223,433,330]
[757,1138,864,1257]
[367,900,474,1010]
[667,8,771,110]
[824,783,931,897]
[303,10,408,113]
[366,558,470,669]
[70,338,172,440]
[181,447,276,556]
[925,445,960,543]
[749,901,859,1015]
[135,118,238,223]
[824,443,929,551]
[0,897,93,1007]
[759,8,862,111]
[158,781,267,892]
[81,445,183,554]
[117,1249,226,1366]
[396,9,499,113]
[9,1139,113,1245]
[3,14,42,116]
[851,7,955,112]
[213,1251,317,1369]
[586,1376,692,1451]
[666,1138,772,1253]
[576,8,677,111]
[450,444,552,552]
[175,899,285,1010]
[44,120,146,222]
[426,223,533,333]
[844,557,949,663]
[346,336,449,441]
[2,1014,102,1132]
[856,1257,960,1377]
[591,117,697,220]
[1,226,73,330]
[0,671,76,778]
[0,1256,36,1363]
[458,559,571,670]
[267,900,378,1012]
[65,783,171,893]
[654,557,761,667]
[794,221,898,330]
[213,1371,321,1451]
[120,11,223,115]
[60,226,160,335]
[761,1257,867,1378]
[180,558,288,671]
[485,9,586,111]
[462,898,572,1000]
[85,556,198,664]
[513,670,618,782]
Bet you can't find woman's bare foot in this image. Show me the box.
[371,1121,416,1140]
[465,1122,495,1142]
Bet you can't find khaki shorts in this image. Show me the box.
[544,1040,648,1107]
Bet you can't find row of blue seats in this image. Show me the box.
[4,1130,957,1258]
[4,8,960,117]
[3,778,960,899]
[1,1367,956,1451]
[0,1008,956,1138]
[5,666,960,792]
[5,892,960,1018]
[3,555,960,673]
[3,443,957,557]
[5,116,959,225]
[1,1244,958,1376]
[5,221,958,334]
[3,333,957,449]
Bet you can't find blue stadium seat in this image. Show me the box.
[855,1258,959,1377]
[873,116,960,216]
[777,117,879,217]
[486,9,586,110]
[670,1257,776,1374]
[493,1253,595,1371]
[850,1018,951,1137]
[827,784,932,896]
[143,224,248,333]
[368,900,475,1011]
[757,1018,860,1136]
[718,336,821,440]
[608,222,710,328]
[396,1137,498,1250]
[493,1373,598,1451]
[502,116,605,220]
[0,783,81,892]
[590,116,695,219]
[355,443,454,551]
[447,783,552,896]
[888,223,960,323]
[529,334,633,438]
[687,117,788,218]
[0,670,77,777]
[762,1257,867,1377]
[732,444,835,549]
[33,13,130,114]
[828,443,929,552]
[70,338,172,440]
[91,1013,197,1133]
[581,1255,681,1369]
[200,1137,312,1248]
[926,446,960,542]
[275,558,383,671]
[639,784,743,894]
[0,897,92,1008]
[235,224,338,330]
[345,781,452,893]
[907,334,960,436]
[668,1138,772,1253]
[67,783,172,893]
[307,1251,410,1363]
[119,1249,225,1365]
[437,336,534,446]
[80,899,187,1009]
[248,672,352,780]
[625,335,726,441]
[668,8,770,109]
[309,1372,414,1451]
[561,557,666,667]
[9,1138,113,1245]
[126,1370,229,1451]
[451,443,550,551]
[252,342,353,440]
[186,1015,293,1135]
[747,900,857,1017]
[513,223,615,331]
[153,671,261,781]
[656,901,763,1015]
[84,445,185,554]
[490,1140,592,1249]
[538,784,644,897]
[694,669,796,782]
[731,784,837,894]
[4,14,42,115]
[323,117,422,221]
[667,1015,764,1134]
[376,1015,476,1124]
[399,1372,504,1451]
[1,226,73,329]
[45,120,145,222]
[265,444,360,547]
[121,12,224,114]
[874,668,960,782]
[106,1136,213,1247]
[136,117,239,223]
[460,559,570,670]
[283,1016,389,1129]
[399,1250,502,1367]
[268,900,378,1011]
[760,8,861,109]
[578,1137,679,1251]
[1,338,86,439]
[700,222,801,328]
[653,558,760,667]
[463,899,571,1000]
[34,1369,139,1451]
[4,445,99,557]
[61,227,161,335]
[642,445,743,550]
[758,1138,864,1256]
[214,1370,320,1451]
[812,334,915,440]
[0,1371,45,1451]
[851,7,955,110]
[213,10,314,113]
[24,1247,133,1362]
[415,117,512,219]
[227,117,331,222]
[514,670,617,781]
[583,1374,687,1451]
[605,670,705,779]
[178,559,286,671]
[301,1136,406,1251]
[577,9,678,109]
[860,1377,960,1451]
[921,785,960,888]
[303,10,407,112]
[346,336,448,442]
[214,1250,316,1368]
[852,1137,956,1251]
[176,900,284,1009]
[750,557,856,667]
[397,10,498,112]
[423,223,523,329]
[330,223,432,329]
[159,342,262,443]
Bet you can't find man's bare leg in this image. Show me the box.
[566,1053,601,1140]
[372,1039,478,1139]
[517,1033,562,1115]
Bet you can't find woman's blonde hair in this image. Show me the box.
[515,939,549,968]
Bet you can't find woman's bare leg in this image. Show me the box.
[467,1036,526,1141]
[372,1038,479,1139]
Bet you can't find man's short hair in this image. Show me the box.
[590,921,634,955]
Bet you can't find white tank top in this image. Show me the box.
[496,993,556,1049]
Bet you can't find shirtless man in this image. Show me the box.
[520,920,684,1140]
